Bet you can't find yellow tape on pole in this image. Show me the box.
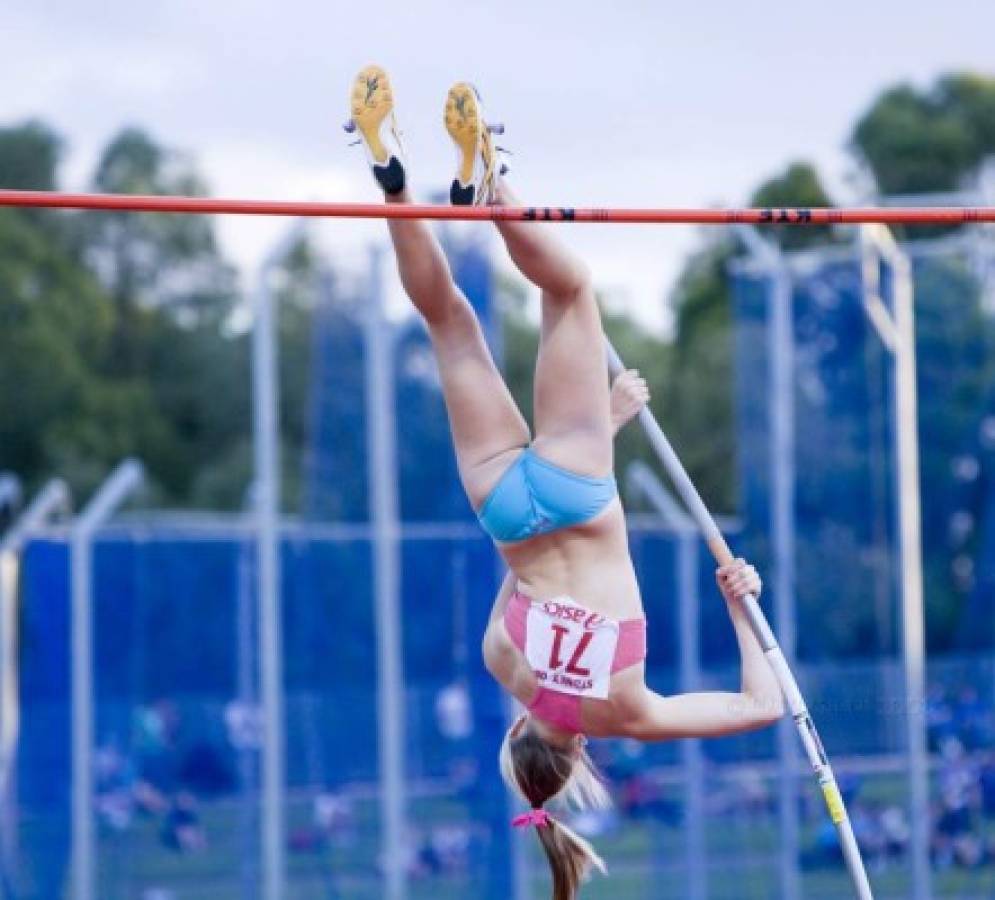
[821,782,846,825]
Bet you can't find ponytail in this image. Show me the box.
[500,719,611,899]
[534,812,606,900]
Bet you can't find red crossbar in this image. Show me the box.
[1,189,994,225]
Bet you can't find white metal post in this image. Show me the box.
[363,245,407,900]
[491,278,529,900]
[894,256,931,900]
[237,487,259,900]
[676,529,706,900]
[735,227,802,898]
[769,257,802,900]
[0,480,70,899]
[860,227,931,900]
[626,463,706,900]
[253,222,305,900]
[70,460,143,900]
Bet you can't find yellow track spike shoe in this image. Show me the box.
[345,65,406,195]
[444,82,503,206]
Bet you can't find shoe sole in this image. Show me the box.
[351,65,394,164]
[444,82,483,187]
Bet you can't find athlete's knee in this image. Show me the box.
[419,285,472,328]
[547,259,593,305]
[570,258,593,294]
[399,256,457,315]
[426,293,486,351]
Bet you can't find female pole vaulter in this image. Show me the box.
[345,65,782,899]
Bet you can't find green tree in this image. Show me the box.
[658,237,739,513]
[750,161,836,250]
[0,120,60,192]
[0,208,166,498]
[0,121,68,242]
[74,128,249,505]
[273,234,324,512]
[80,128,237,356]
[853,73,995,195]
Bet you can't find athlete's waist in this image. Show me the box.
[507,589,646,628]
[503,554,643,621]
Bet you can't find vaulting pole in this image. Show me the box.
[605,340,875,900]
[0,189,994,225]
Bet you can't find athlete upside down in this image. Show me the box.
[345,65,784,900]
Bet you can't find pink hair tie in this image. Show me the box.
[511,808,550,829]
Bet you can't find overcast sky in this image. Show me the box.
[4,1,995,332]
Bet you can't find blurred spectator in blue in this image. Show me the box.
[135,699,180,795]
[407,824,478,880]
[979,752,995,817]
[850,802,886,867]
[953,685,993,751]
[95,740,136,832]
[879,803,910,861]
[178,740,235,797]
[926,683,956,752]
[803,818,844,869]
[161,792,207,853]
[933,738,985,869]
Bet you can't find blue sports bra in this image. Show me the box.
[476,448,617,543]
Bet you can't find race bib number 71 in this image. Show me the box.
[524,598,620,699]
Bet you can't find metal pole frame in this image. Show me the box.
[735,226,802,899]
[70,460,144,900]
[605,341,875,900]
[0,480,71,898]
[236,487,260,900]
[252,221,307,900]
[626,462,706,900]
[362,245,407,900]
[859,226,931,899]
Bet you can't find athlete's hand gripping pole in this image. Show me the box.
[605,339,875,900]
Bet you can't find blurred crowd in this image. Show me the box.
[800,681,995,873]
[924,683,995,871]
[91,678,995,882]
[94,699,236,855]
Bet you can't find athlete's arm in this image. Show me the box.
[718,558,784,722]
[622,559,784,740]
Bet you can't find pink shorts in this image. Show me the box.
[503,591,646,734]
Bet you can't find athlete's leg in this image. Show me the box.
[386,190,529,505]
[443,83,612,476]
[349,67,528,505]
[493,180,613,476]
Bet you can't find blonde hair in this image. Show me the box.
[499,719,609,899]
